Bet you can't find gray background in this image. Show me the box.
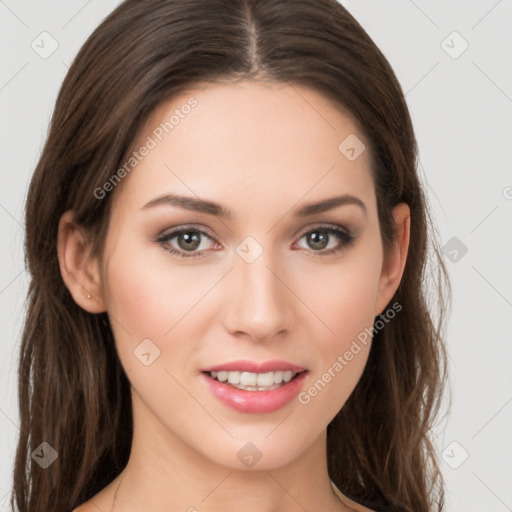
[1,1,511,511]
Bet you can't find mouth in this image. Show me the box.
[199,362,309,413]
[204,369,305,391]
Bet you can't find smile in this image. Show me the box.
[201,369,308,413]
[208,370,298,391]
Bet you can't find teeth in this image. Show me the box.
[208,370,299,390]
[227,371,240,384]
[283,371,294,383]
[241,372,258,386]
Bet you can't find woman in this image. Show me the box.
[12,1,451,511]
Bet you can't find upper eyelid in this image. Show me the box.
[156,224,217,242]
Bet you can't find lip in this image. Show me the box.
[200,370,308,414]
[200,359,307,373]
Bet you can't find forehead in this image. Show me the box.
[111,80,376,217]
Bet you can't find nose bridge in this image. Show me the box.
[226,239,292,340]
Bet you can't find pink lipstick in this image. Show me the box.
[200,360,308,414]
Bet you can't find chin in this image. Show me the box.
[195,429,317,472]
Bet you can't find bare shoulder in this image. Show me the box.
[344,498,376,512]
[71,472,121,512]
[71,503,95,512]
[332,482,375,512]
[340,496,375,512]
[71,497,111,512]
[71,485,115,512]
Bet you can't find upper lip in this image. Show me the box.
[201,360,307,373]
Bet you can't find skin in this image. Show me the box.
[58,80,410,512]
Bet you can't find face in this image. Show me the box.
[86,80,404,470]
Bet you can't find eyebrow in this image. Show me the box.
[141,193,367,218]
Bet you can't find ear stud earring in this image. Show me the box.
[82,293,92,299]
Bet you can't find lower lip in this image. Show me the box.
[201,371,307,414]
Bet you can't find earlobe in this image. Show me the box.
[57,210,107,313]
[374,203,411,317]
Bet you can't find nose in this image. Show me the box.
[222,251,294,343]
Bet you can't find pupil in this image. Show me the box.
[179,231,200,250]
[309,231,328,250]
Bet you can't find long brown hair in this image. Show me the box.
[13,1,451,511]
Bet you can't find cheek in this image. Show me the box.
[105,257,167,338]
[295,278,376,425]
[293,242,381,414]
[102,238,203,371]
[318,268,377,328]
[299,243,382,353]
[104,235,208,334]
[307,269,377,385]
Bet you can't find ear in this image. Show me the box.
[57,210,107,313]
[374,203,410,317]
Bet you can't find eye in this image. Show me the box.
[155,224,356,259]
[294,225,356,256]
[155,226,218,259]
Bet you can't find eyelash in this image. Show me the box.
[154,224,356,259]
